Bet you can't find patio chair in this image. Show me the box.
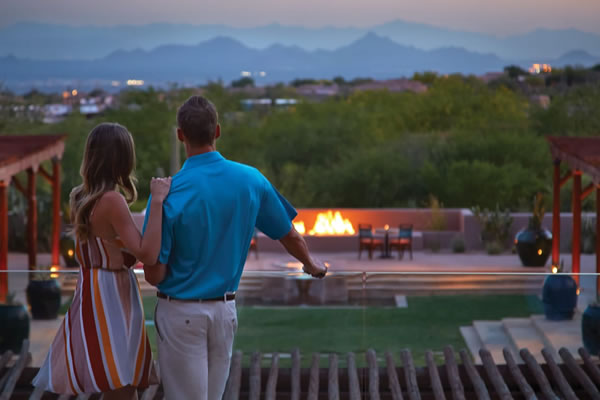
[249,229,259,259]
[358,224,383,260]
[390,224,413,260]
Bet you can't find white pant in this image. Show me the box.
[155,298,238,400]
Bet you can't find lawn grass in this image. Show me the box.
[143,294,542,366]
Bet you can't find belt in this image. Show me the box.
[157,292,235,302]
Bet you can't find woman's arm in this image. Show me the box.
[107,177,171,265]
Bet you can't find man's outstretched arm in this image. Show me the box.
[279,226,327,278]
[144,263,168,286]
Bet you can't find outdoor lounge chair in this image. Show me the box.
[358,223,383,260]
[390,224,413,260]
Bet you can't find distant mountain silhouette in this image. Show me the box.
[1,21,599,61]
[0,33,598,89]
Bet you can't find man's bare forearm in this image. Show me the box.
[279,227,313,266]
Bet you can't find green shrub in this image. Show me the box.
[452,236,466,253]
[472,204,513,251]
[485,241,504,255]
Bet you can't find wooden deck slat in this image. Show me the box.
[347,352,361,400]
[366,349,380,400]
[265,353,280,400]
[519,349,559,400]
[579,347,600,385]
[328,353,340,400]
[459,349,490,400]
[291,349,301,400]
[56,395,71,400]
[307,353,320,400]
[385,351,404,400]
[0,340,30,400]
[541,348,577,400]
[425,351,444,400]
[479,349,512,400]
[75,395,90,399]
[28,384,45,400]
[443,346,465,400]
[223,350,243,400]
[0,352,13,372]
[558,347,600,398]
[502,349,536,400]
[401,349,421,400]
[249,351,262,400]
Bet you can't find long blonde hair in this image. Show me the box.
[70,123,137,240]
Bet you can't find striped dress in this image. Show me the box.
[32,235,158,395]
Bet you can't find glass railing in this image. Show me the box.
[0,262,598,397]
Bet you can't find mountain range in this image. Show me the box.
[1,33,598,92]
[1,21,600,61]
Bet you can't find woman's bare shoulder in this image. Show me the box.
[95,191,128,214]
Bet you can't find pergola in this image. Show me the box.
[0,135,66,300]
[548,136,600,294]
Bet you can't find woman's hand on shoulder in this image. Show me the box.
[150,177,172,203]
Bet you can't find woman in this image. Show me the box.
[33,123,170,399]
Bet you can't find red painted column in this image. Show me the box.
[597,186,600,298]
[552,160,561,267]
[0,181,8,301]
[27,168,37,271]
[51,159,61,267]
[572,171,582,286]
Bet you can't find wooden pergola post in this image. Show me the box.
[51,159,61,267]
[552,160,561,267]
[0,180,8,301]
[572,170,582,287]
[27,168,37,271]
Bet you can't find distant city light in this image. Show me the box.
[259,71,267,77]
[111,81,121,87]
[529,63,551,74]
[62,91,70,99]
[240,71,251,77]
[127,79,145,86]
[71,89,78,96]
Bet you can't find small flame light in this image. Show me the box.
[537,249,543,256]
[384,224,390,231]
[67,249,74,257]
[551,266,558,274]
[50,266,59,279]
[577,288,581,296]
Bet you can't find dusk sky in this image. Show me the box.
[2,0,599,35]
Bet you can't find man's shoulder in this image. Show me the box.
[223,160,266,181]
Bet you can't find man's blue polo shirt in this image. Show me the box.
[142,151,296,299]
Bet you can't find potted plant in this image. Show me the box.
[515,193,552,267]
[582,296,600,355]
[0,293,30,353]
[60,204,78,268]
[26,266,61,320]
[472,204,513,254]
[542,260,578,320]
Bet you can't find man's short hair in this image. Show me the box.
[176,96,219,146]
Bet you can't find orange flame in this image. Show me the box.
[294,210,355,236]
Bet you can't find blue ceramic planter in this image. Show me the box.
[515,228,552,267]
[0,304,30,353]
[542,274,577,320]
[582,305,600,355]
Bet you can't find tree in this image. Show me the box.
[231,77,255,88]
[504,65,529,79]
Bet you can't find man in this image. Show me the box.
[143,95,327,400]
